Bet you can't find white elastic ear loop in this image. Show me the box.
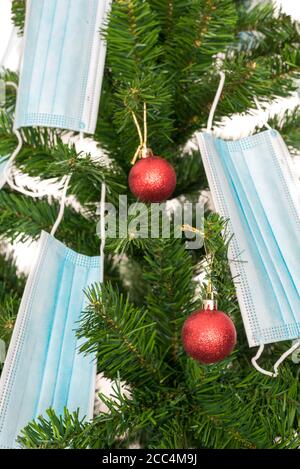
[4,130,58,198]
[207,71,225,133]
[99,182,106,283]
[253,97,272,131]
[50,175,71,237]
[4,82,54,198]
[252,340,300,378]
[251,345,275,377]
[292,339,300,363]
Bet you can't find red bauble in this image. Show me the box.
[182,308,236,364]
[128,156,176,203]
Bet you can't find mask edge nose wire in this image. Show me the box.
[50,174,71,237]
[206,71,226,133]
[99,182,106,283]
[251,344,276,377]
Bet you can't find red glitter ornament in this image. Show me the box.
[128,155,176,203]
[182,301,236,364]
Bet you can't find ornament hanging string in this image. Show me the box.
[130,103,153,165]
[4,81,66,198]
[181,225,237,364]
[128,103,176,202]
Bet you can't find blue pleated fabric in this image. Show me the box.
[14,0,112,134]
[197,129,300,347]
[0,231,100,448]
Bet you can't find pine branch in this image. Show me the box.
[237,2,299,51]
[147,1,192,38]
[0,295,18,345]
[15,342,300,449]
[11,0,25,34]
[0,190,98,255]
[0,108,127,207]
[0,252,25,347]
[17,408,90,449]
[269,106,300,152]
[0,250,25,299]
[78,282,167,387]
[143,238,197,363]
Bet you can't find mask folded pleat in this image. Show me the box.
[217,138,299,328]
[51,261,88,414]
[198,130,300,347]
[0,231,100,448]
[1,233,63,446]
[202,133,272,343]
[34,258,76,418]
[15,0,112,134]
[243,133,300,289]
[66,267,98,419]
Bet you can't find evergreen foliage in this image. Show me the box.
[0,0,299,449]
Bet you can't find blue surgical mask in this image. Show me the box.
[197,128,300,376]
[14,0,112,134]
[0,230,100,448]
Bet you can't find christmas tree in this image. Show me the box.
[1,0,300,449]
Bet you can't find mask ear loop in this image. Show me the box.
[49,137,106,277]
[253,97,272,131]
[251,345,275,377]
[252,340,300,378]
[206,71,299,378]
[251,97,298,377]
[50,174,71,237]
[4,82,65,198]
[206,71,225,133]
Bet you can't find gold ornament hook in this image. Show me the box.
[130,102,151,165]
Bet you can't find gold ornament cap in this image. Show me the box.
[202,299,218,311]
[203,280,217,310]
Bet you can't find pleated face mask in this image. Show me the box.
[0,176,107,448]
[197,73,300,377]
[0,231,100,448]
[14,0,112,134]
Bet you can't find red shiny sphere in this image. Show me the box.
[182,309,237,364]
[128,156,176,202]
